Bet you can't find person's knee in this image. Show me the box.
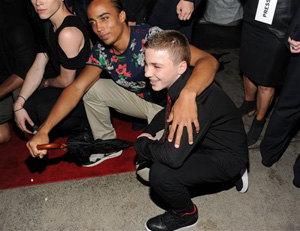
[83,83,97,102]
[258,85,275,94]
[83,79,108,103]
[0,123,12,144]
[149,163,174,189]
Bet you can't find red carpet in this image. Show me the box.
[0,118,142,190]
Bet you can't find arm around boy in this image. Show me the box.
[134,30,249,231]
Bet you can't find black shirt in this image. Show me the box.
[135,68,248,172]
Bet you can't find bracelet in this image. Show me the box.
[18,95,26,102]
[14,107,24,112]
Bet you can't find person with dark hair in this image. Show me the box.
[134,30,248,231]
[26,0,218,168]
[13,0,92,149]
[0,0,36,144]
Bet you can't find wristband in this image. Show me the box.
[18,95,26,102]
[14,107,24,112]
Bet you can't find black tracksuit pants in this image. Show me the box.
[149,148,244,214]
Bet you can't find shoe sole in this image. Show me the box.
[82,150,123,167]
[136,162,151,182]
[247,110,256,117]
[145,219,198,231]
[239,169,249,193]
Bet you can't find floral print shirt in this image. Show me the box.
[86,24,162,102]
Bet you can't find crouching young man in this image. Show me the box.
[134,30,249,231]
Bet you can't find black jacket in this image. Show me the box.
[134,68,248,173]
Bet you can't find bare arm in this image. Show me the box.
[26,65,102,158]
[15,53,48,103]
[14,53,48,133]
[168,44,218,148]
[44,27,85,88]
[0,74,23,99]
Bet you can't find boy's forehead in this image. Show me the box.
[145,49,173,63]
[146,48,170,58]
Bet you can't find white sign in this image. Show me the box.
[255,0,278,25]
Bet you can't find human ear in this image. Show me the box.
[178,61,188,75]
[119,10,126,23]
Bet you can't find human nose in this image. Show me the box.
[33,0,43,6]
[96,21,104,32]
[144,65,151,78]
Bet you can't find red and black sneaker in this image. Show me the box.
[145,205,198,231]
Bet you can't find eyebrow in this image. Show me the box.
[88,12,111,21]
[147,62,163,66]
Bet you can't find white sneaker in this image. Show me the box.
[236,169,249,193]
[82,150,123,167]
[136,161,152,182]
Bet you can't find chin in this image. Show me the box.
[102,40,112,46]
[152,85,164,91]
[37,15,49,20]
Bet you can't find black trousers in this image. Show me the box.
[24,87,88,137]
[260,54,300,167]
[149,148,245,213]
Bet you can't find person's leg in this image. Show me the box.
[243,75,257,101]
[256,85,275,121]
[83,79,163,140]
[0,94,14,144]
[149,150,235,214]
[247,85,275,145]
[260,55,300,166]
[24,87,88,136]
[146,149,243,231]
[0,122,11,144]
[239,75,257,117]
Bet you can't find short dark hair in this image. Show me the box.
[110,0,124,13]
[144,30,191,65]
[89,0,124,13]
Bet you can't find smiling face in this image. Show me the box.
[87,0,126,46]
[145,48,187,91]
[31,0,63,20]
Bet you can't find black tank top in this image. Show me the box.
[48,15,91,77]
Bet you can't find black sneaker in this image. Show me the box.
[81,150,123,167]
[136,159,153,182]
[146,205,198,231]
[247,118,266,146]
[293,154,300,188]
[238,100,256,117]
[235,169,249,193]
